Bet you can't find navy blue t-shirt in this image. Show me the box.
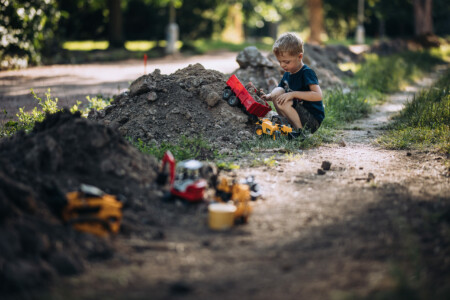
[278,64,325,123]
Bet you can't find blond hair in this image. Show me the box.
[272,32,304,56]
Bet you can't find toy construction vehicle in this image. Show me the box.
[158,151,207,202]
[255,115,293,140]
[222,75,271,120]
[213,176,261,224]
[63,184,123,237]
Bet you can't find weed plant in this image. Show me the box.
[0,89,112,138]
[376,69,450,154]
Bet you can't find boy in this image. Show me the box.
[262,32,325,139]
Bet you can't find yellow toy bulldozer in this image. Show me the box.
[62,184,123,237]
[255,115,292,140]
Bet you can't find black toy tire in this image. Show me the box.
[228,95,239,107]
[222,87,232,100]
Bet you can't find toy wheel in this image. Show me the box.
[222,87,233,100]
[249,115,258,123]
[255,125,263,136]
[228,95,239,107]
[235,215,248,225]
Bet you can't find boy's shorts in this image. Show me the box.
[293,100,320,133]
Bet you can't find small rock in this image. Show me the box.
[147,92,158,102]
[317,168,326,175]
[321,161,332,171]
[339,140,346,147]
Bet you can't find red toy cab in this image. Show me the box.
[160,151,207,202]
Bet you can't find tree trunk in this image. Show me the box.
[308,0,324,44]
[413,0,433,36]
[108,0,124,48]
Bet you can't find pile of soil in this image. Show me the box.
[369,34,442,56]
[89,46,357,149]
[89,64,255,150]
[0,111,163,292]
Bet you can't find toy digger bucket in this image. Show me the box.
[226,75,271,117]
[208,203,236,231]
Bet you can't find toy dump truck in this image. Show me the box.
[255,115,293,140]
[222,74,272,119]
[158,151,207,202]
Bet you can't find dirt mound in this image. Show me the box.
[89,46,358,149]
[89,63,255,150]
[370,35,442,56]
[0,110,162,292]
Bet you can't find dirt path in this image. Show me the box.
[0,51,240,124]
[37,71,449,300]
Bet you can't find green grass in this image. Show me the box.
[354,50,445,93]
[376,69,450,154]
[63,40,109,51]
[321,88,373,128]
[131,135,217,161]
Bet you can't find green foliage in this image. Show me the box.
[0,0,61,68]
[132,135,217,161]
[376,69,450,154]
[0,89,113,137]
[1,88,66,136]
[355,51,445,93]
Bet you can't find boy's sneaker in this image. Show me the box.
[288,129,306,141]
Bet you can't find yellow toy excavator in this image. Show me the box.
[62,184,123,237]
[255,115,292,140]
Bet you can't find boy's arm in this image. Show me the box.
[261,87,285,101]
[276,84,322,105]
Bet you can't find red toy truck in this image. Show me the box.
[222,75,271,118]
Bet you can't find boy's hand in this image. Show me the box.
[261,92,272,101]
[276,92,294,105]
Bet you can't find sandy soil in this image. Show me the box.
[33,71,449,300]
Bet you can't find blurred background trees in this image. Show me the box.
[1,0,449,67]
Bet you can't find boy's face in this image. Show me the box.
[275,52,303,74]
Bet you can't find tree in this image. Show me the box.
[0,0,61,67]
[413,0,433,36]
[307,0,324,44]
[108,0,124,48]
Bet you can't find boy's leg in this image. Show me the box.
[274,100,302,129]
[293,103,320,133]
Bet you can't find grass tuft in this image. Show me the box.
[376,69,450,154]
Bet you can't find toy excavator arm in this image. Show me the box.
[160,151,176,186]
